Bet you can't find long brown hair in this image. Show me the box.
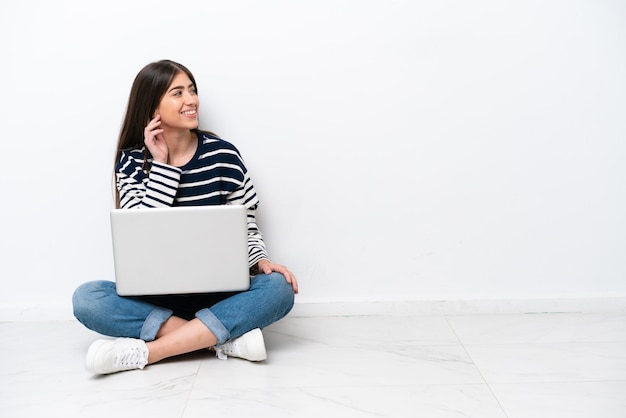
[113,60,198,208]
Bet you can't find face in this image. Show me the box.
[154,71,199,131]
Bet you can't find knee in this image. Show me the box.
[72,280,116,320]
[262,272,295,310]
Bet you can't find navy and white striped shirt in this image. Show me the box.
[115,131,268,267]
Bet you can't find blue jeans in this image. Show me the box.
[72,273,294,345]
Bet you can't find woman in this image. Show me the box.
[72,60,298,375]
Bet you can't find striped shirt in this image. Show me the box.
[115,131,268,267]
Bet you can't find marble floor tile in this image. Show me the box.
[268,315,462,348]
[489,381,626,418]
[195,342,485,389]
[447,313,626,344]
[0,321,202,418]
[195,321,486,389]
[0,387,191,418]
[184,384,507,418]
[463,342,626,383]
[0,321,203,391]
[1,313,626,418]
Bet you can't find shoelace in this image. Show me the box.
[214,342,237,360]
[115,347,147,368]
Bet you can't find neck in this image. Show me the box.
[162,129,197,166]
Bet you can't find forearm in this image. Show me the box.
[117,162,182,209]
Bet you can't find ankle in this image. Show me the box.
[145,341,158,364]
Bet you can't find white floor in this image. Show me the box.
[1,312,626,417]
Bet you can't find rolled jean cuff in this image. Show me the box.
[140,306,173,341]
[195,308,230,344]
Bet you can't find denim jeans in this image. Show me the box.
[72,273,294,345]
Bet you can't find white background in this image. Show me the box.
[1,0,625,316]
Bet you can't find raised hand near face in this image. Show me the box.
[144,114,168,164]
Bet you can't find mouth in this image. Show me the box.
[181,109,197,117]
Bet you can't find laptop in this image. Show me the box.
[110,205,250,296]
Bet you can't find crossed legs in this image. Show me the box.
[73,273,295,372]
[147,317,216,364]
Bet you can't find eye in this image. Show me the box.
[190,86,197,95]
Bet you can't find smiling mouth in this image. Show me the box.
[181,109,197,116]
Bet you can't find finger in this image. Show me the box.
[264,262,298,293]
[145,129,164,143]
[289,274,299,294]
[144,118,162,136]
[148,114,160,125]
[145,118,160,130]
[282,269,298,293]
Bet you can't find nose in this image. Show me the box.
[184,90,198,104]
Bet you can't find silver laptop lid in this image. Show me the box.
[111,205,250,296]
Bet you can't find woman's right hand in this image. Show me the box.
[144,114,168,164]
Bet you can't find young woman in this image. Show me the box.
[72,60,298,375]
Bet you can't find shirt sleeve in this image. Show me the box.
[246,207,269,268]
[116,151,182,209]
[222,144,268,266]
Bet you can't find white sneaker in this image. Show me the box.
[85,338,149,374]
[214,328,267,361]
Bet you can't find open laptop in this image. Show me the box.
[110,205,250,296]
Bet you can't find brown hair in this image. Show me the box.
[113,60,198,207]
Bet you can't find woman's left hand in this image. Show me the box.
[257,259,299,294]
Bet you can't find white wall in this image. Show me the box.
[1,0,625,318]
